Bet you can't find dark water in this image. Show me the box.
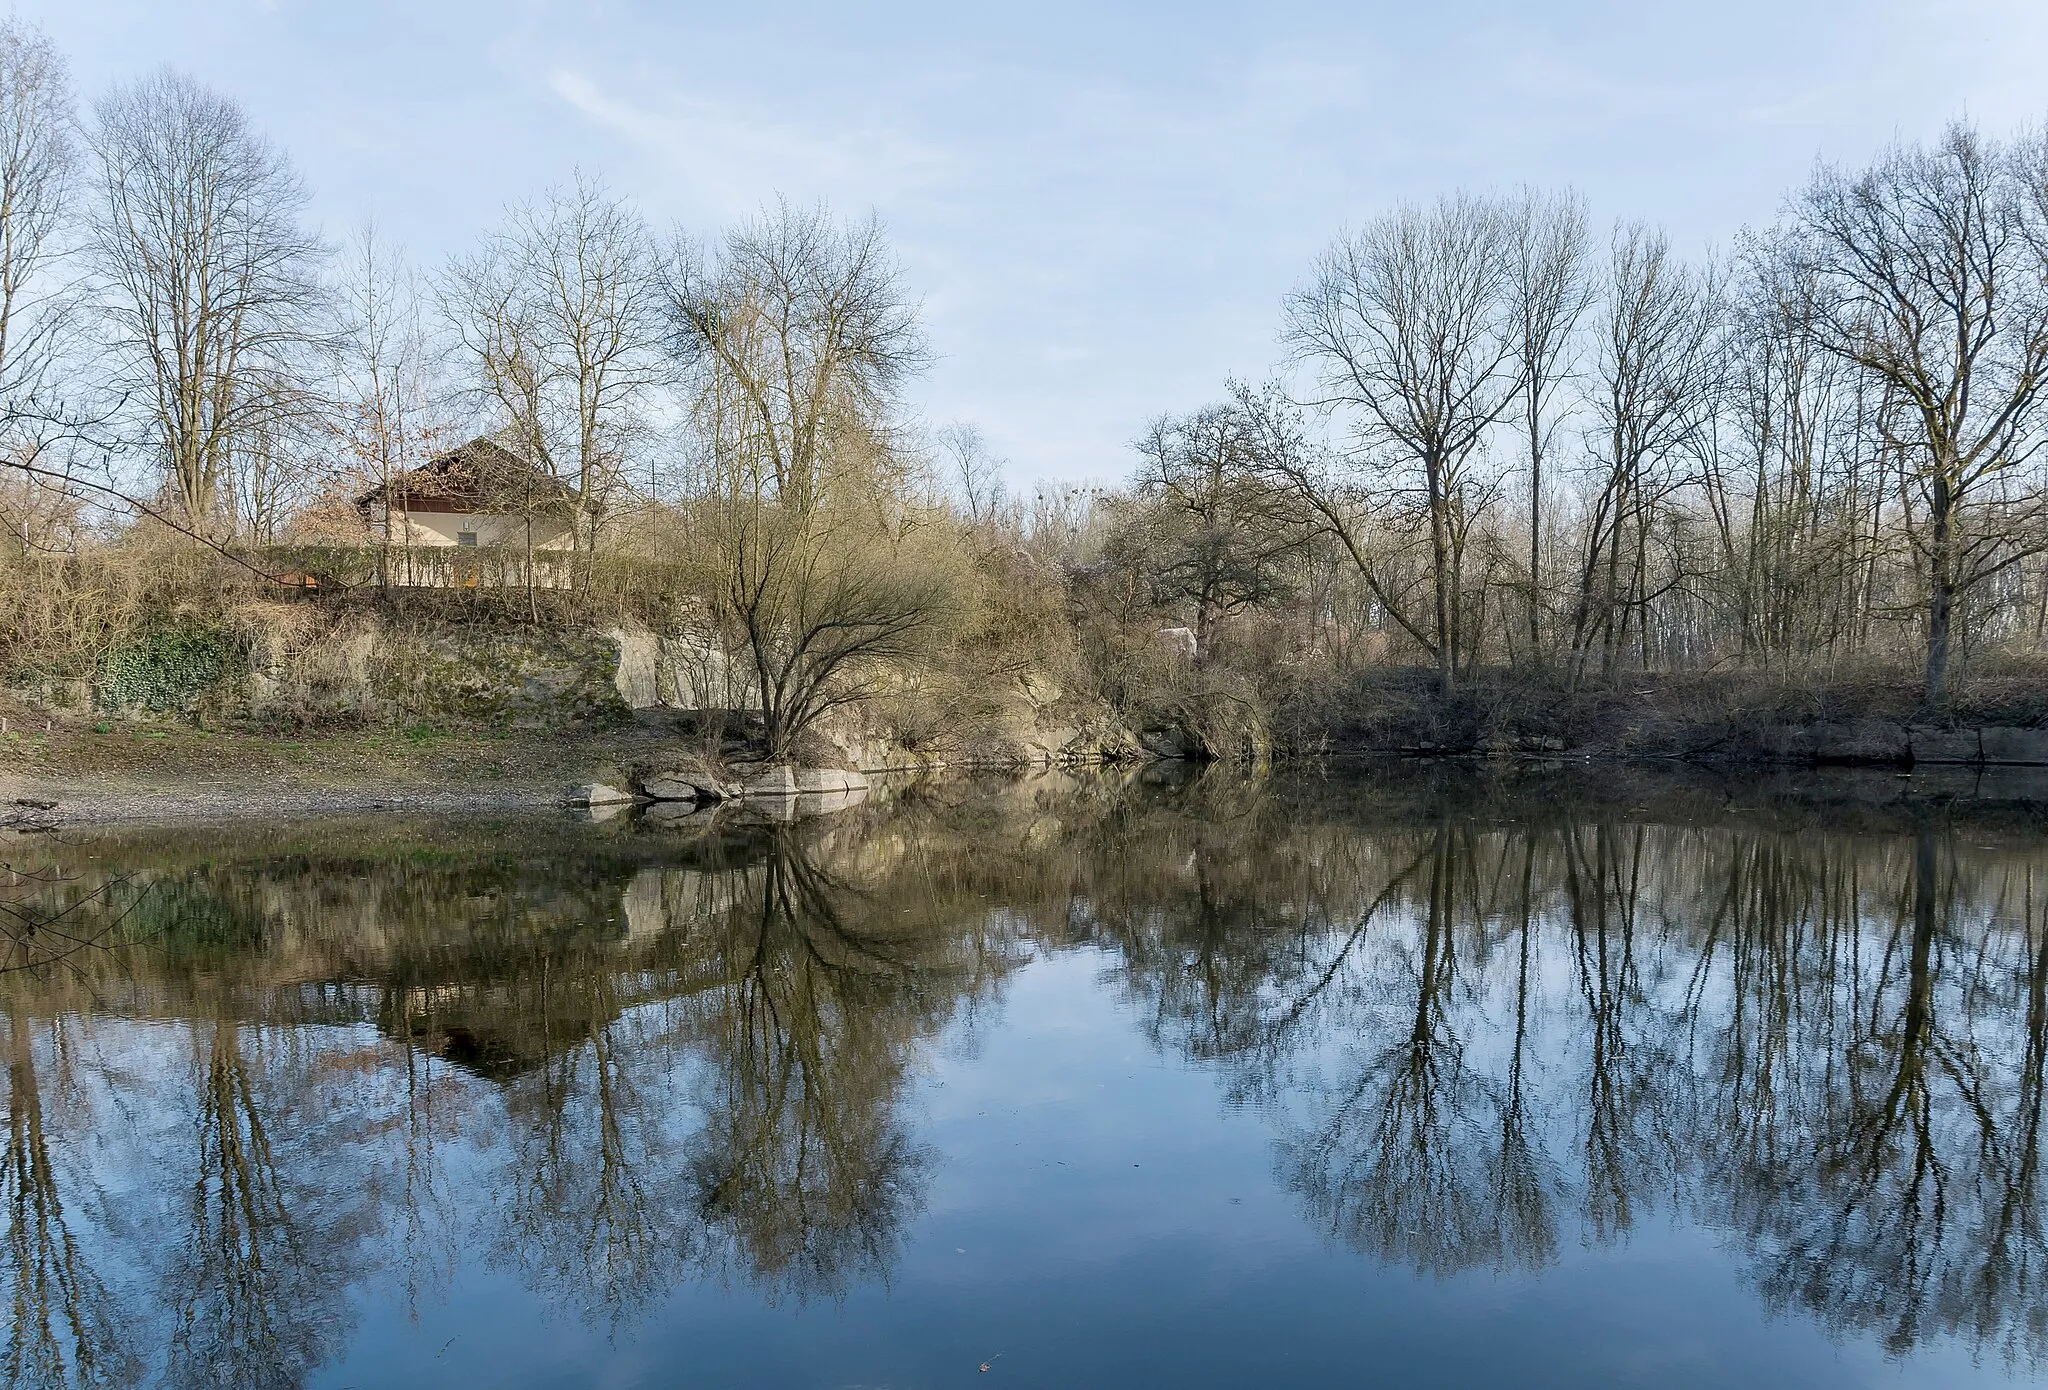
[5,765,2048,1389]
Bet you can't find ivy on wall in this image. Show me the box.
[96,624,242,712]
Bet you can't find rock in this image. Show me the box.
[573,800,629,824]
[794,767,869,794]
[566,782,634,807]
[637,758,733,802]
[1138,725,1200,759]
[1909,726,1981,764]
[728,763,870,799]
[657,632,761,711]
[609,626,662,709]
[1980,727,2048,765]
[738,764,799,798]
[641,799,711,827]
[1156,626,1197,661]
[1812,721,1910,765]
[1017,672,1063,707]
[1754,726,1819,762]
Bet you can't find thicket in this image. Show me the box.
[3,13,2048,758]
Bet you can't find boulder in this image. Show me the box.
[566,782,634,807]
[637,758,734,802]
[729,763,870,799]
[1753,726,1819,762]
[1138,725,1201,759]
[737,764,799,798]
[794,767,869,794]
[641,799,711,828]
[639,774,703,802]
[1980,727,2048,765]
[1909,727,1981,764]
[1812,721,1910,765]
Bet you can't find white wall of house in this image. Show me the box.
[383,510,574,549]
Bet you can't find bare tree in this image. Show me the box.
[87,70,326,536]
[1284,193,1520,689]
[1715,237,1874,664]
[665,199,928,510]
[1567,224,1722,682]
[1506,187,1593,661]
[223,373,325,545]
[440,173,663,564]
[1116,398,1311,659]
[662,202,952,755]
[331,224,446,583]
[937,421,1007,525]
[1792,122,2048,704]
[0,20,76,438]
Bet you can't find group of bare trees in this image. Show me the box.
[0,22,669,550]
[1106,121,2048,706]
[0,20,974,753]
[0,22,346,544]
[8,3,2048,737]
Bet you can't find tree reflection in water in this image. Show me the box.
[4,1013,132,1389]
[1086,771,2048,1371]
[0,769,2046,1384]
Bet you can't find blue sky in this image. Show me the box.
[21,0,2048,485]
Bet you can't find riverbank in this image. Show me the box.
[0,714,659,825]
[1304,664,2048,767]
[0,692,1142,826]
[19,660,2048,828]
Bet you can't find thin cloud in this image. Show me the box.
[547,69,951,218]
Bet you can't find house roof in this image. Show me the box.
[357,437,580,515]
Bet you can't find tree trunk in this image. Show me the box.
[1426,452,1455,693]
[1527,405,1544,662]
[1924,471,1955,707]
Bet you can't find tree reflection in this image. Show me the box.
[3,1013,132,1390]
[1730,824,2048,1366]
[1107,788,2048,1368]
[4,777,2048,1375]
[682,838,944,1301]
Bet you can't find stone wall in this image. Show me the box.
[229,612,630,726]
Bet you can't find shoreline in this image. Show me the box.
[15,743,2048,833]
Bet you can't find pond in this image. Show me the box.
[3,763,2046,1388]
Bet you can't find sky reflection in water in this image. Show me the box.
[2,764,2044,1388]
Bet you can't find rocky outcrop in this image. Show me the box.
[737,764,870,797]
[565,782,634,807]
[636,757,736,802]
[1978,727,2048,765]
[1138,725,1204,759]
[606,621,760,712]
[235,609,630,727]
[634,757,871,803]
[1733,723,2048,767]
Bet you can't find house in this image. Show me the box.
[356,437,579,587]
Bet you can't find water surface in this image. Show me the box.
[4,765,2046,1388]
